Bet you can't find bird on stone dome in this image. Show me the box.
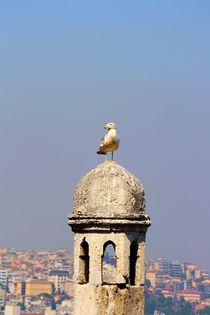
[97,122,120,160]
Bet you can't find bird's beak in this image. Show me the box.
[104,125,108,129]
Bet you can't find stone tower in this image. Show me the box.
[68,160,151,315]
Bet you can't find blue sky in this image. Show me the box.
[0,1,210,269]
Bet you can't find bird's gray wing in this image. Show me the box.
[99,136,105,147]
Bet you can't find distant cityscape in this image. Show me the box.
[0,247,74,315]
[145,258,210,314]
[1,247,210,315]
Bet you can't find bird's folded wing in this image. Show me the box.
[101,134,112,146]
[99,136,105,147]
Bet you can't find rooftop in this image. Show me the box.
[71,161,147,218]
[68,161,151,232]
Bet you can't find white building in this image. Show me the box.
[0,287,5,308]
[4,304,21,315]
[0,270,8,290]
[0,270,8,308]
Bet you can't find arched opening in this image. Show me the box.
[102,241,117,284]
[78,240,89,284]
[130,241,138,285]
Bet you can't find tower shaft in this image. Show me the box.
[68,161,151,315]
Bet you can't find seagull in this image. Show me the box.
[97,122,120,160]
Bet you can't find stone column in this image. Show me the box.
[68,161,151,315]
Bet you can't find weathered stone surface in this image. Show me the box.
[72,160,146,218]
[74,284,145,315]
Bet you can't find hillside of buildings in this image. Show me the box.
[1,248,210,314]
[0,247,74,315]
[145,258,210,314]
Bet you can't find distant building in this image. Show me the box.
[170,262,184,278]
[146,271,156,288]
[161,289,174,298]
[0,270,8,290]
[25,279,52,296]
[175,289,202,303]
[184,262,197,272]
[4,304,21,315]
[156,273,168,289]
[183,279,192,290]
[0,270,8,308]
[44,307,56,315]
[184,263,201,281]
[0,287,5,308]
[146,260,155,272]
[154,311,165,315]
[154,258,171,275]
[199,280,210,295]
[5,294,23,305]
[194,269,202,279]
[48,270,70,293]
[0,249,8,255]
[166,277,184,291]
[15,282,26,296]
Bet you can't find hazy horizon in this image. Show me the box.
[1,1,210,270]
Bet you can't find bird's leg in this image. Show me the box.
[111,151,113,160]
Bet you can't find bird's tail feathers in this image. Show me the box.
[97,151,107,155]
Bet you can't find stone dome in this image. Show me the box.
[71,161,146,218]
